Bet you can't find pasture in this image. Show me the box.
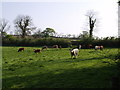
[2,47,119,88]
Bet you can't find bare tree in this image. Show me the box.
[14,15,36,38]
[86,10,97,38]
[0,18,10,37]
[118,0,120,6]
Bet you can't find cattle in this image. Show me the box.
[41,46,48,51]
[18,48,24,52]
[100,45,104,50]
[34,49,41,53]
[95,46,99,50]
[95,45,104,50]
[70,48,79,59]
[52,45,59,49]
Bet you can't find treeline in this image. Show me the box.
[1,15,119,48]
[92,39,119,48]
[2,36,71,48]
[2,35,120,48]
[72,37,119,48]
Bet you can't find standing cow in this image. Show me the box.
[95,45,104,50]
[70,48,79,59]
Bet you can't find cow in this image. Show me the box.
[70,48,79,59]
[52,45,58,49]
[100,45,104,50]
[41,46,48,51]
[34,49,41,53]
[18,48,24,52]
[95,45,104,50]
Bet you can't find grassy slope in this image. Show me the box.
[2,47,118,88]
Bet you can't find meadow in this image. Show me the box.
[2,47,119,88]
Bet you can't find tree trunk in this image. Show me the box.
[22,29,26,38]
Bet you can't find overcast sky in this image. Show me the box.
[1,0,118,38]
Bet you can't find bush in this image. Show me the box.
[2,35,119,48]
[2,37,71,48]
[93,39,119,48]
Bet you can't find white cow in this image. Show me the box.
[95,45,104,50]
[70,48,79,59]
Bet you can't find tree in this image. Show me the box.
[80,31,89,38]
[41,28,56,37]
[33,28,43,38]
[86,10,97,38]
[67,34,72,38]
[0,18,10,37]
[14,15,36,38]
[118,0,120,6]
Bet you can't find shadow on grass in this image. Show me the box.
[2,64,118,88]
[61,56,107,63]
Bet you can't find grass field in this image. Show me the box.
[2,47,119,88]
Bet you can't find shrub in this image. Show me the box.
[2,37,71,48]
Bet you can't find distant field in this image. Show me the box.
[2,47,119,88]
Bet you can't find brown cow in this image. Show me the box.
[34,49,41,53]
[18,48,24,52]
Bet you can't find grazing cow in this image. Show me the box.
[52,45,58,49]
[34,49,41,53]
[41,46,48,51]
[95,45,104,50]
[18,48,24,52]
[70,48,79,59]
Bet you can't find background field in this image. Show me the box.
[2,47,119,88]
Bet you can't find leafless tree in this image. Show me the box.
[0,18,10,37]
[86,10,97,38]
[14,15,36,38]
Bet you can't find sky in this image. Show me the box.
[0,0,118,38]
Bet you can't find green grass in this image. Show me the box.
[2,47,119,88]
